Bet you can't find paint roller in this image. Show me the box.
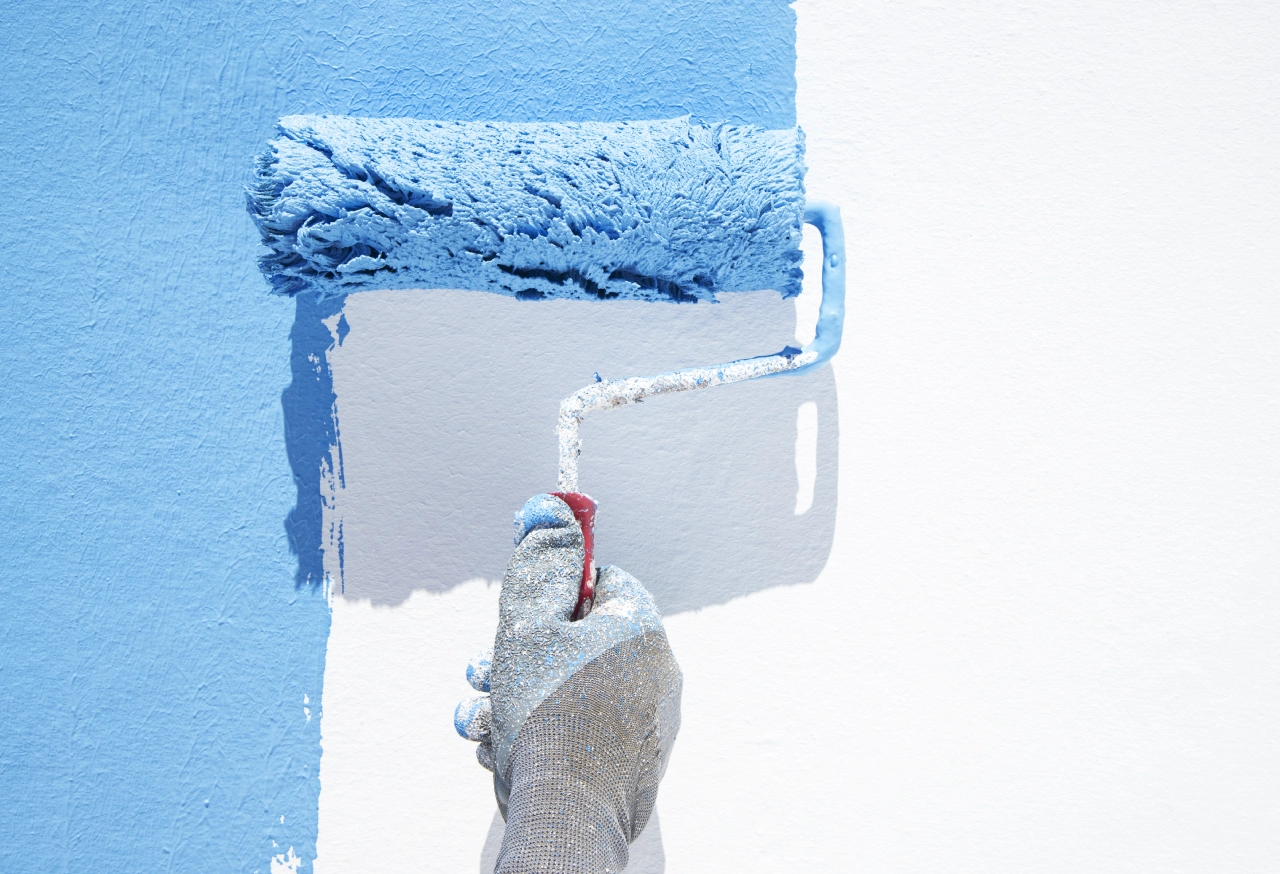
[248,115,845,617]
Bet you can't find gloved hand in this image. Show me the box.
[454,494,682,874]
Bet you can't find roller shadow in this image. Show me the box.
[320,286,838,614]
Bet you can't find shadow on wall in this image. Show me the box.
[288,286,838,615]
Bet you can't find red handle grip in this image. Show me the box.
[550,491,597,620]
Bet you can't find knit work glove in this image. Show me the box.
[454,494,682,874]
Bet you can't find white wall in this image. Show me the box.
[316,2,1280,871]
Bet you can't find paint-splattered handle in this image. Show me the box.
[550,491,597,620]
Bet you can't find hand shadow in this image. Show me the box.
[317,286,838,614]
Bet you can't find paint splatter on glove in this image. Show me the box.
[454,494,682,874]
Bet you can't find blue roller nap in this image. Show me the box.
[248,116,806,302]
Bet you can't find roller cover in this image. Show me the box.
[248,116,806,301]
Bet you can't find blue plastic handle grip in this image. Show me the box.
[788,202,846,376]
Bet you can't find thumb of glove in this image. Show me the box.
[500,494,582,626]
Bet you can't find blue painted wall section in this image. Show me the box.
[0,2,796,871]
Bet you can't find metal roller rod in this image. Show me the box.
[555,203,846,494]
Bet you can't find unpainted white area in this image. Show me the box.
[270,847,301,874]
[794,401,819,515]
[794,222,824,346]
[314,582,501,872]
[316,1,1280,871]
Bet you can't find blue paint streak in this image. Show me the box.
[0,1,796,871]
[284,292,347,587]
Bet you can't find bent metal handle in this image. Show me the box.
[557,203,846,619]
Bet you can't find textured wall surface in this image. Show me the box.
[8,1,1277,872]
[779,2,1279,870]
[0,2,797,872]
[323,2,1280,871]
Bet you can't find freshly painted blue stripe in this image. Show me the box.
[0,1,796,871]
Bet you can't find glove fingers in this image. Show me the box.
[453,694,492,742]
[512,493,577,546]
[587,565,660,619]
[500,494,582,624]
[466,647,494,692]
[476,741,495,772]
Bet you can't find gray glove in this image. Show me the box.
[454,494,682,874]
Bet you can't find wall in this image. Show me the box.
[319,2,1280,871]
[0,2,797,872]
[789,2,1279,869]
[4,2,1278,872]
